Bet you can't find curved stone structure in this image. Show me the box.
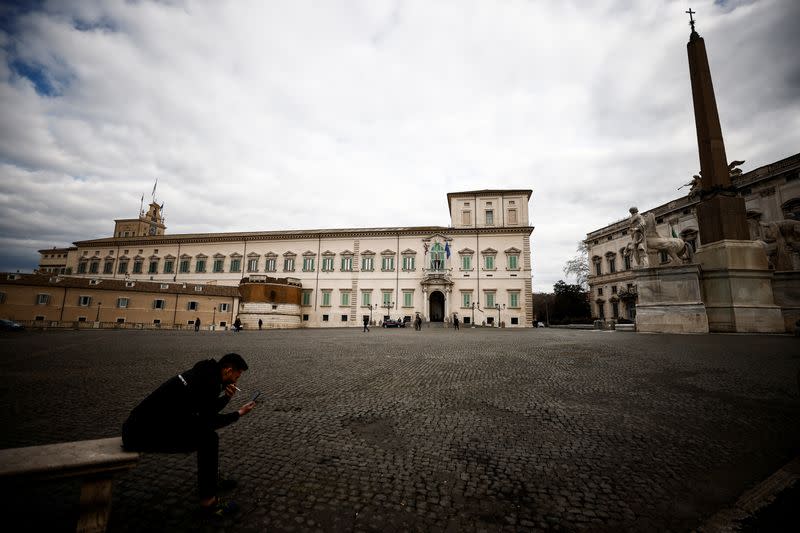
[236,276,302,329]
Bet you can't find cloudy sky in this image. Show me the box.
[1,0,798,292]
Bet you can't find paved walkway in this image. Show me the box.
[0,328,798,532]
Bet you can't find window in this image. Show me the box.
[381,256,395,271]
[508,209,517,225]
[133,260,143,274]
[608,257,616,273]
[340,291,351,306]
[149,260,159,274]
[195,259,207,272]
[247,258,259,272]
[485,291,495,308]
[188,301,199,311]
[402,256,415,271]
[320,257,332,271]
[265,257,276,272]
[116,318,125,324]
[659,250,668,263]
[598,288,603,296]
[462,291,472,308]
[230,258,241,272]
[612,286,617,294]
[484,255,495,270]
[462,211,471,225]
[511,317,519,325]
[164,260,174,273]
[153,299,166,309]
[303,314,309,321]
[179,259,190,273]
[362,290,372,306]
[36,293,50,305]
[194,286,203,292]
[594,261,602,276]
[509,291,520,308]
[304,257,316,272]
[612,302,619,318]
[341,315,348,322]
[382,291,392,306]
[219,303,229,312]
[213,259,224,273]
[78,262,87,274]
[430,243,445,270]
[362,257,374,271]
[322,314,329,322]
[507,255,519,270]
[118,261,128,274]
[104,261,114,274]
[461,255,472,270]
[321,290,332,307]
[78,295,92,306]
[623,255,631,270]
[403,290,413,307]
[89,262,99,274]
[117,298,128,308]
[283,258,295,271]
[302,290,312,306]
[341,257,353,271]
[485,210,494,225]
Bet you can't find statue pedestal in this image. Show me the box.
[695,240,784,333]
[634,264,709,333]
[763,270,799,333]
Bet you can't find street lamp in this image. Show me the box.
[96,301,102,322]
[470,301,477,328]
[212,306,216,331]
[368,303,377,325]
[383,301,394,322]
[494,303,505,327]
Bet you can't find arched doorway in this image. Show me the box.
[429,291,444,322]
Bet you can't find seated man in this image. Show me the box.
[122,352,256,517]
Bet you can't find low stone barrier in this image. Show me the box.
[0,437,138,533]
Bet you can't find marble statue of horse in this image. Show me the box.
[643,213,694,264]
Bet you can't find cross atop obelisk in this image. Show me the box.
[686,9,749,243]
[686,8,697,35]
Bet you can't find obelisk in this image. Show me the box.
[686,9,749,243]
[686,10,783,332]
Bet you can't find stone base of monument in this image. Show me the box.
[237,302,302,329]
[771,270,800,333]
[633,264,710,334]
[695,240,785,333]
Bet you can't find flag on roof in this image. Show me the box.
[445,242,451,259]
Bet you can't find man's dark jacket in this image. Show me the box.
[123,359,239,448]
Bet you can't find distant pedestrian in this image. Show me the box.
[414,315,422,331]
[258,318,263,330]
[363,315,369,332]
[233,317,241,332]
[194,317,201,332]
[453,315,460,330]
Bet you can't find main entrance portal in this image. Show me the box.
[429,291,444,322]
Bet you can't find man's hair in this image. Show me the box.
[219,352,248,372]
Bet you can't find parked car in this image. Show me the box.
[0,319,24,331]
[382,318,405,328]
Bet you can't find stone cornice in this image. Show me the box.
[73,226,535,248]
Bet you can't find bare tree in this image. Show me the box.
[563,241,589,289]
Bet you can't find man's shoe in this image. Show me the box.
[201,499,239,518]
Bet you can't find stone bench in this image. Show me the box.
[0,437,139,533]
[615,323,636,332]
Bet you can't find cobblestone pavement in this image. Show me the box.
[0,327,799,532]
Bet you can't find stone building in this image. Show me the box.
[585,152,800,322]
[29,189,534,328]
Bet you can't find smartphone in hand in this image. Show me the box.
[251,391,261,403]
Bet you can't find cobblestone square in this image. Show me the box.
[1,327,798,532]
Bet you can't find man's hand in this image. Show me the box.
[238,401,256,417]
[224,384,237,398]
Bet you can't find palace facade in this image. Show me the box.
[30,189,535,328]
[585,152,800,322]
